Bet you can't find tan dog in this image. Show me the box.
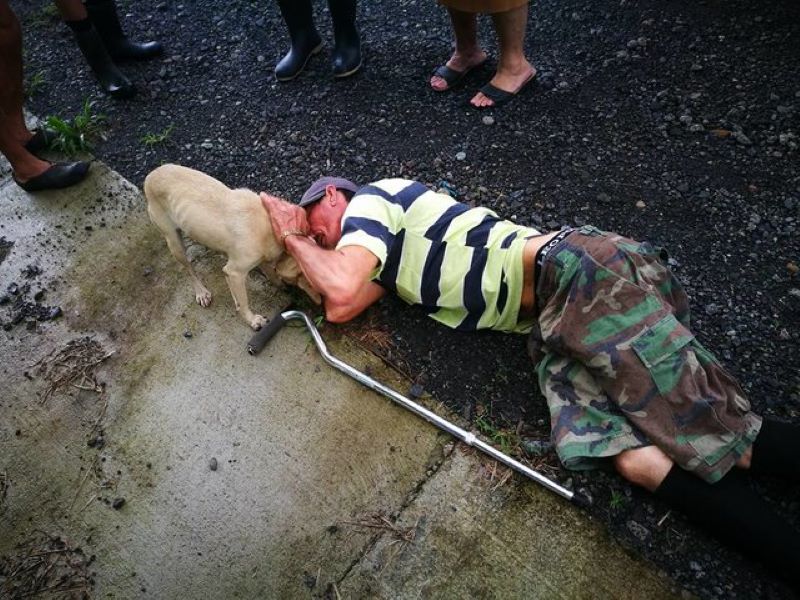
[143,164,320,329]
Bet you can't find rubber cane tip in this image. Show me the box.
[571,490,592,509]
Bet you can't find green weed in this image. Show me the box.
[28,4,59,28]
[141,125,174,147]
[25,70,47,98]
[475,415,517,455]
[44,100,106,156]
[609,490,626,511]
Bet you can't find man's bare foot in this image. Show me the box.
[430,49,488,92]
[12,155,53,184]
[471,63,536,108]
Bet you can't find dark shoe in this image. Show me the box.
[473,69,537,110]
[275,36,323,81]
[328,0,361,78]
[275,0,322,81]
[85,0,163,61]
[13,162,90,193]
[68,19,137,99]
[331,34,361,78]
[24,128,57,154]
[430,59,486,92]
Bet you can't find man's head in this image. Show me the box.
[300,176,359,249]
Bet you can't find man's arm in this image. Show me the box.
[260,193,385,323]
[283,235,385,323]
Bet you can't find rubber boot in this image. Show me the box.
[275,0,322,82]
[67,18,136,99]
[328,0,361,78]
[85,0,163,61]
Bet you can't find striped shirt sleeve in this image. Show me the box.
[336,186,404,275]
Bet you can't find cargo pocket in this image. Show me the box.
[631,314,694,396]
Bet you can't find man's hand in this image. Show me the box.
[260,192,309,247]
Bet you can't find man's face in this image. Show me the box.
[306,186,348,249]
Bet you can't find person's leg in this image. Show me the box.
[430,8,486,92]
[274,0,322,82]
[470,3,534,107]
[0,1,90,190]
[748,418,800,481]
[55,0,135,99]
[84,0,163,61]
[328,0,361,78]
[616,446,800,590]
[0,2,50,180]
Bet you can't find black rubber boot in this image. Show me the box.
[275,0,322,82]
[328,0,361,78]
[750,418,800,482]
[655,465,800,591]
[67,18,136,99]
[85,0,163,61]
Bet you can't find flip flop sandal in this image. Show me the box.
[474,70,537,109]
[431,60,486,92]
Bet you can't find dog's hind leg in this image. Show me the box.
[223,259,265,330]
[148,204,213,307]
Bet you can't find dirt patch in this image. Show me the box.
[0,262,64,332]
[0,532,93,599]
[0,237,12,266]
[30,337,114,405]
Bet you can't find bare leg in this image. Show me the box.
[0,1,50,182]
[53,0,87,21]
[430,8,487,92]
[471,4,535,108]
[613,445,674,492]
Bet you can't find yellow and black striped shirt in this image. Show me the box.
[336,178,541,333]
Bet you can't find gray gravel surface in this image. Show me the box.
[13,0,800,597]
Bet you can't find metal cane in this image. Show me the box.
[248,309,590,508]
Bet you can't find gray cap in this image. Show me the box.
[299,176,360,208]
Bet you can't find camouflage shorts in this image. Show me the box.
[529,226,762,483]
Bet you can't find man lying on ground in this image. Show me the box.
[261,176,800,589]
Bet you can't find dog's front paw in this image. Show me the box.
[195,289,212,307]
[249,314,267,330]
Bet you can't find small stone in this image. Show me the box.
[522,439,553,456]
[481,116,495,126]
[455,151,467,161]
[143,267,153,277]
[112,498,125,510]
[209,457,218,471]
[635,200,646,209]
[183,331,193,338]
[787,262,799,275]
[626,520,650,541]
[409,383,425,399]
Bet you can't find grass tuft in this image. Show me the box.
[141,125,174,147]
[25,70,47,98]
[44,100,106,156]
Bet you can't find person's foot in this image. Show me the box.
[430,49,487,92]
[13,161,90,192]
[470,63,536,108]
